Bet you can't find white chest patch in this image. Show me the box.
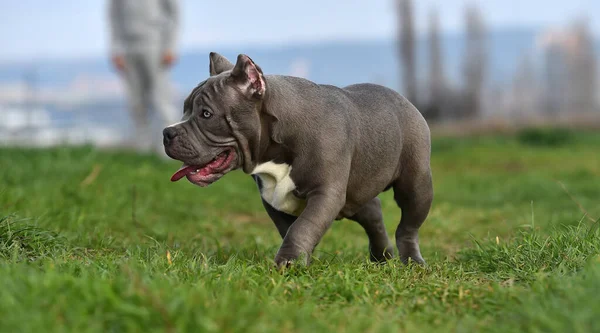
[252,161,306,216]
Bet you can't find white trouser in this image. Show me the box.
[122,49,177,152]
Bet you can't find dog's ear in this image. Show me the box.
[230,54,266,99]
[209,52,234,76]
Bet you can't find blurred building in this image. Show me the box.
[537,23,598,117]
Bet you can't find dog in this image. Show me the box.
[163,52,433,268]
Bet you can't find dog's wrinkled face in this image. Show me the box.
[163,53,266,187]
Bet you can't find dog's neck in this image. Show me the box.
[253,78,294,167]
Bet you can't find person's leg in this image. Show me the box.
[122,52,152,151]
[142,49,178,156]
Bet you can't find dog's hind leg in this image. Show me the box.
[393,168,433,265]
[348,197,394,262]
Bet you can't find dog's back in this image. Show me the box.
[266,76,430,209]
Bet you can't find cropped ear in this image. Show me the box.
[209,52,234,76]
[230,54,266,98]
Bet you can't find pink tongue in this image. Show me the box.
[170,165,197,182]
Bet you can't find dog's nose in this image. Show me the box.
[163,127,178,145]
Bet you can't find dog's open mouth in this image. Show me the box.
[170,148,236,186]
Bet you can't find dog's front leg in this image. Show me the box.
[274,189,345,268]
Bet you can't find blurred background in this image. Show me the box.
[0,0,598,147]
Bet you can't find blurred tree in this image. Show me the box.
[397,0,418,106]
[462,6,487,119]
[425,9,445,121]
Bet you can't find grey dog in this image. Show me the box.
[163,52,433,268]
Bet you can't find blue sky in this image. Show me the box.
[0,0,598,62]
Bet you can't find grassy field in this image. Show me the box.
[1,128,599,332]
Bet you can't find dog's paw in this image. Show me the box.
[400,255,426,266]
[369,244,395,263]
[397,240,426,266]
[274,258,294,271]
[274,251,310,271]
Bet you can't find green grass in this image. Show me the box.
[1,128,600,332]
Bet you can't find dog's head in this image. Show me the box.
[163,52,266,187]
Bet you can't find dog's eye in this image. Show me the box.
[201,110,212,119]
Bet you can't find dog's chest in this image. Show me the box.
[252,162,306,216]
